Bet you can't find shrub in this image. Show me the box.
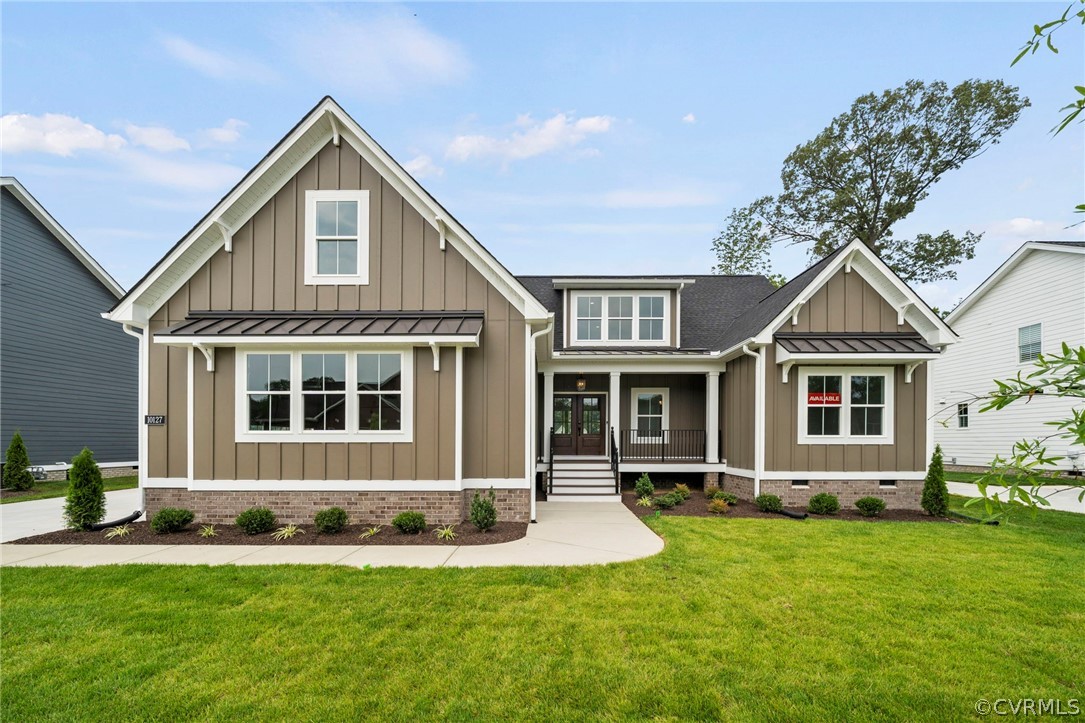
[359,526,381,540]
[272,524,303,541]
[64,448,105,530]
[921,444,949,517]
[3,431,35,491]
[469,488,498,532]
[708,498,730,514]
[635,495,654,507]
[314,506,348,534]
[855,496,887,517]
[392,511,427,534]
[713,490,739,505]
[199,524,218,538]
[435,525,457,541]
[104,524,132,539]
[634,473,654,499]
[755,494,783,513]
[654,494,677,510]
[674,483,691,500]
[150,507,195,534]
[236,507,276,535]
[808,493,840,515]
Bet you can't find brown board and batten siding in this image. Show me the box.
[147,140,526,482]
[790,268,915,334]
[721,353,755,470]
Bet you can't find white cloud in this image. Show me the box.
[0,113,126,156]
[124,123,190,152]
[285,11,469,99]
[121,152,244,192]
[984,217,1085,254]
[403,153,443,179]
[160,35,275,83]
[682,113,696,124]
[201,118,247,145]
[446,113,614,163]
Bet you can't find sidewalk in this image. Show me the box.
[947,481,1084,515]
[0,488,141,543]
[0,501,663,568]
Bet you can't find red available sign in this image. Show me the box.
[808,392,841,405]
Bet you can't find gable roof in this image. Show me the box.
[947,241,1085,322]
[107,97,550,324]
[1,177,124,298]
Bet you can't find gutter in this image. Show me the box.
[741,343,764,499]
[526,315,555,523]
[121,323,148,516]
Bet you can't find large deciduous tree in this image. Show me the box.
[713,79,1029,282]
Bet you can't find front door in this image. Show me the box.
[552,394,607,455]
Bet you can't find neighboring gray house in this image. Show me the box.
[1,177,137,472]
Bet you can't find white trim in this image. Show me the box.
[609,372,621,453]
[234,348,414,443]
[144,477,186,488]
[1,177,125,297]
[180,478,529,492]
[775,347,940,366]
[721,468,925,481]
[542,358,724,373]
[706,371,720,463]
[629,387,669,441]
[1016,321,1043,365]
[619,463,727,473]
[796,366,895,445]
[303,189,370,285]
[754,346,765,497]
[725,466,756,479]
[553,278,695,289]
[38,461,139,472]
[454,345,464,485]
[542,371,555,459]
[187,347,194,482]
[527,318,553,523]
[568,290,672,347]
[121,323,148,508]
[156,334,479,348]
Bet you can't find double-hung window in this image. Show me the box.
[246,353,292,432]
[304,190,370,285]
[608,296,633,340]
[1018,323,1042,363]
[639,296,664,341]
[631,388,668,440]
[576,296,603,341]
[957,403,969,429]
[571,291,669,345]
[302,353,346,431]
[357,353,402,431]
[798,368,894,444]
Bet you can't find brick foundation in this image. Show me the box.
[723,474,922,509]
[722,473,756,501]
[144,487,531,525]
[703,472,720,493]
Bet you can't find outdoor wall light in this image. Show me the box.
[575,374,587,391]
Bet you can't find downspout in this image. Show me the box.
[741,343,764,498]
[121,323,148,516]
[527,316,555,523]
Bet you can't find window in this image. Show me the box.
[792,479,809,488]
[957,403,969,429]
[1018,323,1042,363]
[879,480,897,488]
[304,190,370,285]
[236,349,412,442]
[797,368,894,444]
[631,388,668,439]
[357,353,401,431]
[553,397,572,435]
[570,291,670,345]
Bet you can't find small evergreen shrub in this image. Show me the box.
[654,494,678,510]
[314,506,348,534]
[921,444,949,517]
[236,507,276,535]
[708,498,730,514]
[3,431,35,491]
[64,448,106,530]
[855,496,887,517]
[392,511,427,534]
[150,507,195,534]
[755,494,783,513]
[634,473,654,499]
[713,490,739,505]
[469,488,498,532]
[807,493,840,515]
[674,483,691,500]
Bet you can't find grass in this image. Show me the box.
[2,509,1083,720]
[945,470,1079,487]
[0,475,137,505]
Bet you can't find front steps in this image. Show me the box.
[547,456,621,502]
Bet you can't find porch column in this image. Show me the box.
[706,371,720,463]
[542,371,554,460]
[609,372,621,453]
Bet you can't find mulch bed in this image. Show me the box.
[622,490,960,523]
[11,521,527,546]
[1,488,41,501]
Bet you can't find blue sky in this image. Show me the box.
[2,2,1081,310]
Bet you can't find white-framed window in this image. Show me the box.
[797,367,894,445]
[957,402,969,429]
[570,291,670,346]
[630,387,669,440]
[236,347,413,442]
[1018,323,1042,363]
[304,190,370,285]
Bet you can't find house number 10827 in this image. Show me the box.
[144,415,166,425]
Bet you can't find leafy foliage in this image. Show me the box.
[855,497,887,517]
[3,431,35,491]
[434,525,457,541]
[636,495,654,507]
[712,490,739,505]
[272,524,303,541]
[236,507,276,535]
[674,483,691,500]
[1012,1,1085,137]
[199,524,218,538]
[104,524,132,539]
[470,488,498,532]
[755,494,783,513]
[807,493,840,516]
[713,80,1028,282]
[708,498,730,515]
[359,526,382,540]
[314,507,348,534]
[654,493,679,510]
[64,448,105,531]
[150,508,195,534]
[392,511,427,535]
[634,473,654,499]
[921,445,949,517]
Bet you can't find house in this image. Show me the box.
[933,241,1085,473]
[105,97,956,524]
[1,177,137,478]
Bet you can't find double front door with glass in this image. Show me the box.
[552,394,606,456]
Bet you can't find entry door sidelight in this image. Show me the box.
[576,395,606,455]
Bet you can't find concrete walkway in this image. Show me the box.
[947,481,1084,514]
[0,488,141,543]
[0,501,663,568]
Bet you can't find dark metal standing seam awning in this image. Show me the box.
[774,332,938,355]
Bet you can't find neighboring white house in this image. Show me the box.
[933,241,1085,472]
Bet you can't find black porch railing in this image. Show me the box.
[547,426,555,494]
[619,429,707,463]
[609,426,620,493]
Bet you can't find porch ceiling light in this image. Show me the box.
[575,373,587,392]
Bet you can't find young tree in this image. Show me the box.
[64,448,106,530]
[713,79,1029,282]
[3,431,35,491]
[921,444,949,517]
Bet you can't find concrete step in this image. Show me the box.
[553,455,609,462]
[551,469,614,478]
[551,483,619,494]
[546,493,623,502]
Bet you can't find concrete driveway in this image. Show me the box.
[0,488,142,543]
[947,481,1084,514]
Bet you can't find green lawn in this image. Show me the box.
[2,506,1083,720]
[0,475,137,505]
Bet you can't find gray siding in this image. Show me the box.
[0,188,137,464]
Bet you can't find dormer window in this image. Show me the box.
[570,290,670,346]
[304,189,370,285]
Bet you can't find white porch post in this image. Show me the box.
[542,371,555,459]
[706,371,720,464]
[609,372,621,453]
